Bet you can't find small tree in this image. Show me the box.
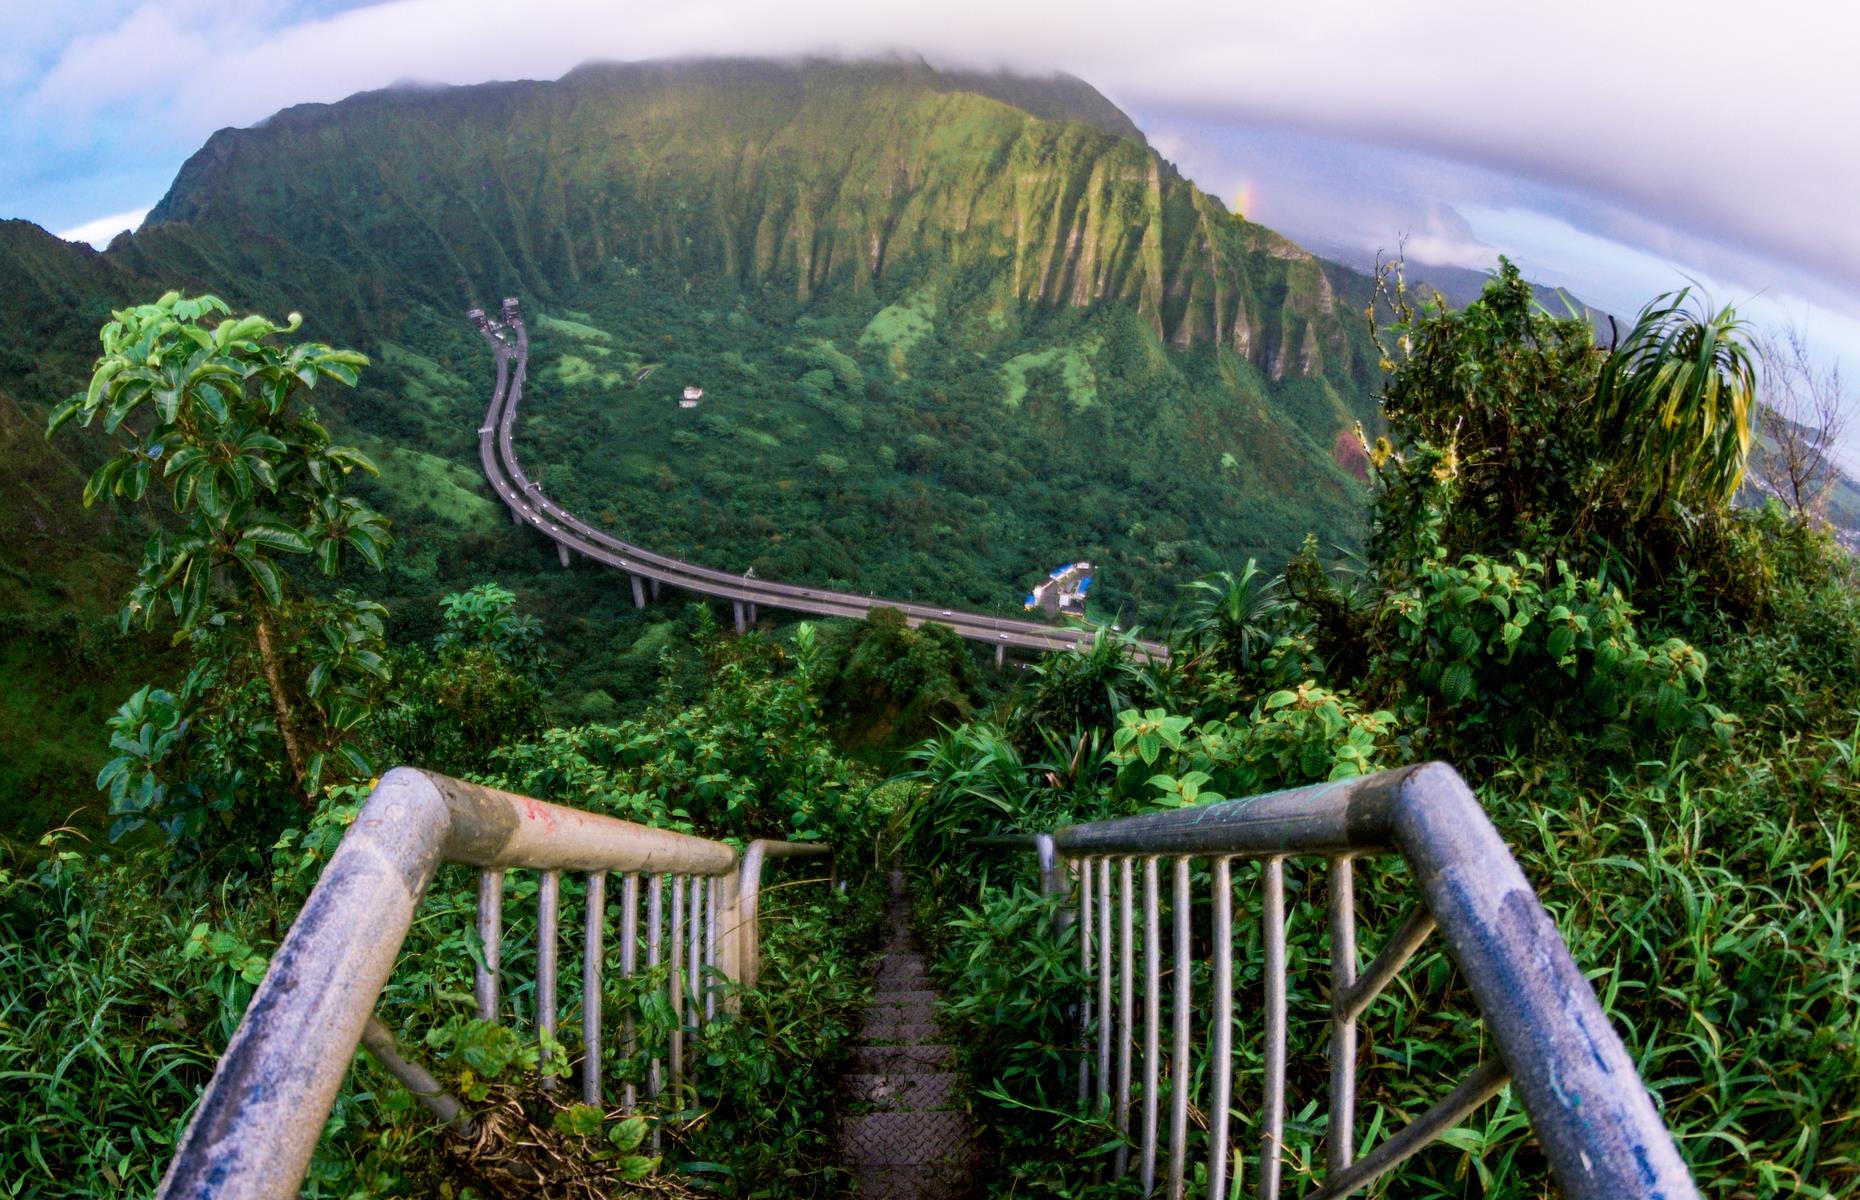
[1177,560,1281,676]
[1753,325,1850,518]
[373,584,547,777]
[50,292,391,811]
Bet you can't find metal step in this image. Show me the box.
[842,1071,963,1111]
[848,1043,956,1071]
[857,1021,942,1047]
[875,959,931,986]
[849,1163,976,1200]
[860,1000,937,1031]
[837,1111,980,1166]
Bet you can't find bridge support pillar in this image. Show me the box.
[509,505,522,526]
[630,575,646,609]
[733,601,747,635]
[557,543,571,569]
[650,579,660,601]
[747,603,757,626]
[995,643,1006,670]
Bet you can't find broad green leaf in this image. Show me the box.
[241,523,312,555]
[243,554,283,606]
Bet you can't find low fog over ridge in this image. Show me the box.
[11,2,1856,442]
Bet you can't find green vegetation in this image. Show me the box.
[906,264,1860,1196]
[0,279,905,1195]
[49,292,390,822]
[999,339,1102,410]
[3,60,1388,838]
[1,57,1857,1200]
[0,627,885,1197]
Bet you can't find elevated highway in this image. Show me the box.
[470,300,1167,664]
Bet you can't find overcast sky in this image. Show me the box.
[8,0,1858,448]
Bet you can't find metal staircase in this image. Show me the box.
[151,762,1700,1199]
[834,871,979,1198]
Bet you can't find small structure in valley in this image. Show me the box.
[679,385,704,409]
[1024,561,1092,616]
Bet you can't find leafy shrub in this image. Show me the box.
[1372,550,1731,758]
[812,608,985,746]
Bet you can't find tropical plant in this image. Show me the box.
[1010,626,1158,750]
[1176,559,1282,675]
[48,292,390,801]
[433,582,544,669]
[372,587,548,777]
[1595,287,1760,515]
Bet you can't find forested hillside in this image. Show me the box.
[0,59,1389,835]
[0,52,1854,1200]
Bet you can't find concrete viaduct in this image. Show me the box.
[471,299,1167,666]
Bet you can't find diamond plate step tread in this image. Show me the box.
[837,1111,981,1166]
[876,953,928,972]
[860,1001,937,1028]
[849,1165,974,1200]
[843,1071,963,1110]
[860,1022,942,1046]
[874,968,931,990]
[848,1043,956,1071]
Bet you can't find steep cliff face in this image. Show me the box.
[122,59,1363,381]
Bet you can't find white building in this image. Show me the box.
[1024,561,1093,616]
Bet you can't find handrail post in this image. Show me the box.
[734,843,770,991]
[155,768,740,1200]
[971,763,1701,1200]
[726,840,835,993]
[1034,833,1071,934]
[1389,763,1696,1199]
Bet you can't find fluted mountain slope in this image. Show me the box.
[119,59,1362,384]
[0,58,1390,824]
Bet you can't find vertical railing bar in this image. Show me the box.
[582,872,606,1106]
[1208,857,1234,1200]
[620,872,640,1114]
[1141,855,1161,1193]
[688,875,703,1005]
[705,875,719,1024]
[475,869,504,1023]
[1079,856,1094,1107]
[1261,857,1287,1200]
[1116,856,1135,1176]
[537,869,560,1091]
[687,871,703,1095]
[1096,856,1113,1113]
[670,874,686,1107]
[646,873,664,1128]
[1167,855,1191,1200]
[1329,855,1358,1174]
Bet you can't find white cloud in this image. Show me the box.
[57,207,149,248]
[14,0,1859,303]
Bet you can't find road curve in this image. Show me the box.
[471,304,1168,661]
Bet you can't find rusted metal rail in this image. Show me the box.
[987,762,1699,1200]
[155,767,830,1200]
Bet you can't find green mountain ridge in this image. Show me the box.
[0,57,1388,828]
[5,56,1385,589]
[126,58,1356,378]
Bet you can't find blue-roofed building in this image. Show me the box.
[1024,561,1093,616]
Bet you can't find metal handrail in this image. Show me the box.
[155,767,832,1200]
[986,761,1698,1200]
